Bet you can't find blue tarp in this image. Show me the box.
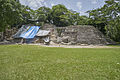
[13,25,30,38]
[20,26,40,39]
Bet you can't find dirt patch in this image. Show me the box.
[28,43,120,48]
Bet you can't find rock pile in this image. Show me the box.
[43,25,113,45]
[0,24,114,45]
[0,27,18,42]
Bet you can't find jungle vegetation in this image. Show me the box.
[0,0,120,41]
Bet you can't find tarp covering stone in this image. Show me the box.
[20,26,40,39]
[36,30,50,37]
[13,25,30,38]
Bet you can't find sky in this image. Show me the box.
[19,0,106,15]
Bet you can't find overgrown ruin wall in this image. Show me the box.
[43,24,113,45]
[0,28,18,41]
[0,24,113,45]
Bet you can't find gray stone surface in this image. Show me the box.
[0,28,18,41]
[49,25,113,45]
[1,24,114,45]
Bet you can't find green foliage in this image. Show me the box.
[20,6,32,24]
[0,1,90,30]
[51,4,71,26]
[77,16,90,25]
[0,0,23,31]
[87,0,120,41]
[105,16,120,41]
[29,4,90,27]
[36,6,52,23]
[0,0,119,41]
[50,4,90,27]
[56,28,63,36]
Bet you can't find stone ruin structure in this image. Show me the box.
[0,28,17,42]
[43,24,113,45]
[0,24,114,45]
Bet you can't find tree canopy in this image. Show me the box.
[87,0,120,41]
[0,0,23,31]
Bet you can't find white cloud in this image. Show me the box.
[91,0,97,4]
[77,2,82,10]
[20,0,46,9]
[39,0,45,2]
[51,3,55,6]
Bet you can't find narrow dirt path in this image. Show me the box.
[28,43,120,48]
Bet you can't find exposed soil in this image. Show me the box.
[0,41,119,48]
[28,43,120,48]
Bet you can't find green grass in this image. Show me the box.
[0,45,120,80]
[107,45,120,47]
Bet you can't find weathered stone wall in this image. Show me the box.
[0,28,18,41]
[76,26,107,44]
[43,24,112,45]
[42,24,57,43]
[1,24,113,45]
[55,26,110,45]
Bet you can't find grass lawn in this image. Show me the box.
[0,45,120,80]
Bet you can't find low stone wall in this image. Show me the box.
[0,24,113,45]
[45,25,112,45]
[0,28,18,42]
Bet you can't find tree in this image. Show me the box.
[26,4,91,27]
[36,6,52,23]
[0,0,24,40]
[77,16,90,25]
[105,16,120,41]
[0,0,23,31]
[51,4,84,27]
[20,6,32,25]
[87,0,120,41]
[51,4,71,26]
